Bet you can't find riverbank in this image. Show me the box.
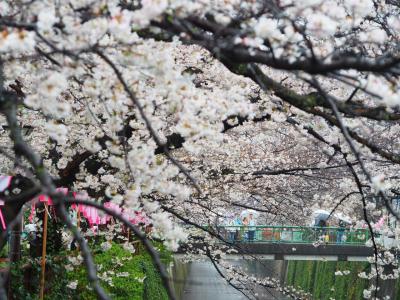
[170,257,290,299]
[9,242,171,299]
[171,256,400,299]
[285,260,400,299]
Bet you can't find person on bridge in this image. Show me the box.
[242,216,249,241]
[337,220,346,244]
[233,216,242,241]
[315,219,328,242]
[248,213,256,242]
[226,217,237,242]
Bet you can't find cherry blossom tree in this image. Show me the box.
[1,0,400,299]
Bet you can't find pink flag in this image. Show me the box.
[0,200,6,230]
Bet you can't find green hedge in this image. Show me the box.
[397,282,400,300]
[10,256,71,300]
[142,259,168,300]
[67,243,145,299]
[67,243,170,300]
[9,242,171,300]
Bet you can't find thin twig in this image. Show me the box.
[58,203,110,300]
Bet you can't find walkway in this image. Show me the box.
[181,260,289,300]
[178,226,378,261]
[182,261,245,300]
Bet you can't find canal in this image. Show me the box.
[171,257,290,300]
[170,257,399,299]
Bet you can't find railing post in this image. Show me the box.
[314,227,317,243]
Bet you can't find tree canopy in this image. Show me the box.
[1,0,400,299]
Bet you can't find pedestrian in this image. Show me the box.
[337,220,346,244]
[248,213,256,242]
[227,218,236,242]
[242,216,249,241]
[316,219,327,242]
[234,216,242,241]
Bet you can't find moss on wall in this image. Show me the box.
[285,260,370,300]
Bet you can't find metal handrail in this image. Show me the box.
[209,225,373,245]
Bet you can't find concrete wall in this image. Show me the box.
[169,258,190,300]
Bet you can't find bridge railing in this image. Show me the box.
[214,225,372,245]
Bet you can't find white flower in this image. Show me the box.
[214,13,231,26]
[359,28,387,44]
[108,8,136,42]
[307,13,338,37]
[122,242,136,254]
[39,72,68,99]
[82,139,102,153]
[68,255,83,266]
[371,174,388,193]
[335,271,343,276]
[344,0,373,18]
[37,10,59,32]
[366,202,376,210]
[254,17,282,41]
[65,264,74,272]
[271,112,287,123]
[45,121,68,145]
[132,0,168,28]
[295,0,322,8]
[363,289,371,299]
[100,241,112,252]
[57,157,68,169]
[335,270,350,276]
[358,272,368,279]
[0,30,36,53]
[384,91,400,108]
[0,2,10,16]
[67,280,78,290]
[126,187,141,210]
[134,276,146,283]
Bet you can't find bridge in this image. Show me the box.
[180,225,382,261]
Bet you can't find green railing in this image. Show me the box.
[213,225,371,245]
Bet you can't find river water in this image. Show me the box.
[171,257,290,300]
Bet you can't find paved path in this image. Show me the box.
[182,261,246,300]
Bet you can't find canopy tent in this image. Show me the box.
[25,186,150,230]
